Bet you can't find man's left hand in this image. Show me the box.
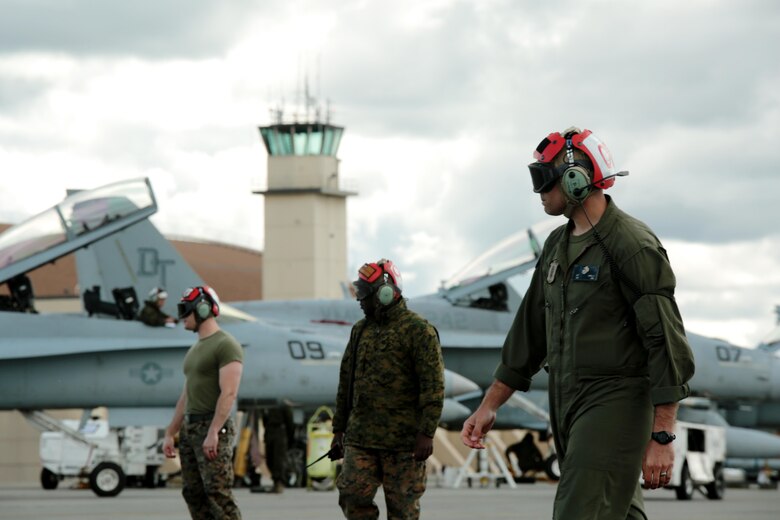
[642,441,674,489]
[414,432,433,461]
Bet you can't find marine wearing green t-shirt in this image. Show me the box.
[162,286,244,520]
[183,330,244,414]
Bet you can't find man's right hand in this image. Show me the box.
[460,407,497,449]
[330,432,344,460]
[460,380,514,449]
[163,433,177,458]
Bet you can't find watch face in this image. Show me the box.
[652,431,675,444]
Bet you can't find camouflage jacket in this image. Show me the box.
[332,300,444,451]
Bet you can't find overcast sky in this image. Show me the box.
[1,0,778,347]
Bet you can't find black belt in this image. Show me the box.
[185,412,214,423]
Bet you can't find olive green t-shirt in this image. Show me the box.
[567,228,594,265]
[182,330,243,414]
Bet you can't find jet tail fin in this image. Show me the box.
[75,219,205,318]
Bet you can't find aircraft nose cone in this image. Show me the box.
[726,426,780,458]
[443,370,480,398]
[440,398,472,424]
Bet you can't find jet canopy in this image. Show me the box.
[438,220,558,306]
[0,178,156,285]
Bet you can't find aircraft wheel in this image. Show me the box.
[89,462,125,497]
[705,463,725,500]
[40,468,59,490]
[675,462,694,500]
[544,454,560,481]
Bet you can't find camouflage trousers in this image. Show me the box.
[337,446,427,520]
[179,417,242,520]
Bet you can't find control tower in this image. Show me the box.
[255,113,356,300]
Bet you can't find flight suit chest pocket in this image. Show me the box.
[567,263,613,310]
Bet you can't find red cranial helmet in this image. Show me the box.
[528,127,626,194]
[178,285,220,320]
[353,259,403,305]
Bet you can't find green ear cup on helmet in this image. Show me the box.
[196,300,211,319]
[376,284,395,306]
[561,166,592,203]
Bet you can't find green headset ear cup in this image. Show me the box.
[561,166,591,202]
[196,299,211,319]
[377,284,395,306]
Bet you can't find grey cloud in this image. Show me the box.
[323,0,780,143]
[0,0,265,58]
[0,76,50,114]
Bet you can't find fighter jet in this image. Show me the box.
[3,177,779,491]
[0,178,480,495]
[42,178,780,434]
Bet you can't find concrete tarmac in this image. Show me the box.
[1,482,779,520]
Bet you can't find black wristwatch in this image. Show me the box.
[651,431,676,445]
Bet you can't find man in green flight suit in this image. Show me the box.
[331,259,445,520]
[138,286,177,327]
[461,127,695,519]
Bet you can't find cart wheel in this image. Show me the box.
[705,463,725,500]
[40,468,59,490]
[89,462,125,497]
[544,454,560,481]
[675,463,694,500]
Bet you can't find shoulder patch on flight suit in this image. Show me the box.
[572,264,599,282]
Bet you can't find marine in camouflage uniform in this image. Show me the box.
[179,417,240,518]
[162,286,244,520]
[332,260,444,520]
[462,128,695,520]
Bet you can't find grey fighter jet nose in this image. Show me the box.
[444,370,480,398]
